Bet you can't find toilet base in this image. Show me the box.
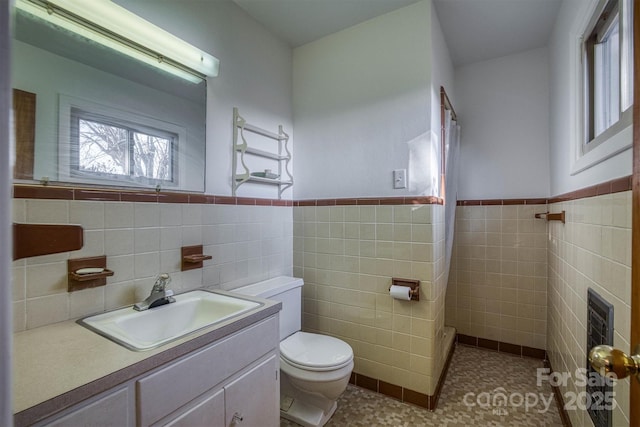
[280,397,337,427]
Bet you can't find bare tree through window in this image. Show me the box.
[73,110,175,183]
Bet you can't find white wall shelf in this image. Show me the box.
[232,107,292,199]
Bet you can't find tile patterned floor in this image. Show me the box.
[281,344,564,426]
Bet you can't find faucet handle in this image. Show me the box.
[152,273,171,291]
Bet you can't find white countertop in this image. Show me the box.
[13,290,280,425]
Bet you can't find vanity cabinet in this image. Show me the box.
[35,316,279,427]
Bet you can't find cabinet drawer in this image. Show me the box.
[137,316,277,426]
[39,386,132,427]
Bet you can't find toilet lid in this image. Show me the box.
[280,332,353,371]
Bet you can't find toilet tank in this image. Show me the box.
[232,276,303,340]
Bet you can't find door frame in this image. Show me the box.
[629,0,639,423]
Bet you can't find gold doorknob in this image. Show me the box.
[588,345,640,380]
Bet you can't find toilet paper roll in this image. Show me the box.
[390,285,411,301]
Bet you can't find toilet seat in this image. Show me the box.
[280,332,353,372]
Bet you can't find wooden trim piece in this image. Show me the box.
[13,89,36,180]
[13,223,83,260]
[630,0,640,421]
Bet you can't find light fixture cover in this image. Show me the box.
[16,0,219,82]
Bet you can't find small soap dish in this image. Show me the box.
[181,245,213,271]
[69,268,114,282]
[68,256,114,292]
[251,170,279,179]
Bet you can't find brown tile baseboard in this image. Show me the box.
[544,360,573,427]
[348,342,456,411]
[456,334,547,360]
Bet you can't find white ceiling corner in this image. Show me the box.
[233,0,563,66]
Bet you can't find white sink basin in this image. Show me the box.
[78,290,262,351]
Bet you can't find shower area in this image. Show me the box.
[292,86,461,408]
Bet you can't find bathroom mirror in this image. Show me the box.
[11,3,207,192]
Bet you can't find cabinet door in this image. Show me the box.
[163,388,224,427]
[224,355,279,427]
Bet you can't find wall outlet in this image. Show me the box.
[393,169,407,189]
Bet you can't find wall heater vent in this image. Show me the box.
[587,288,614,427]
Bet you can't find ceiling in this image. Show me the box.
[433,0,563,66]
[233,0,421,48]
[233,0,563,67]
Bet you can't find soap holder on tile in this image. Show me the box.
[181,245,213,271]
[68,255,114,292]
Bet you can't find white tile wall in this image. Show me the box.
[445,204,548,349]
[294,204,447,396]
[12,199,293,331]
[547,192,631,427]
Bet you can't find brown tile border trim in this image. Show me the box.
[13,184,446,206]
[549,175,632,203]
[428,336,456,410]
[16,176,630,208]
[457,176,632,206]
[294,196,444,206]
[13,184,294,206]
[347,342,456,411]
[544,360,573,427]
[456,334,547,360]
[457,198,548,206]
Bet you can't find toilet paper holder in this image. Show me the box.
[390,278,420,301]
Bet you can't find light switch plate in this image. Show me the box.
[393,169,407,189]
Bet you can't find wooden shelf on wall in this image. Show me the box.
[13,223,84,260]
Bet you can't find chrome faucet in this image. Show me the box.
[133,273,175,311]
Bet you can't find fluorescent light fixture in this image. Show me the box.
[15,0,219,84]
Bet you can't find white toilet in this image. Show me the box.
[233,276,353,427]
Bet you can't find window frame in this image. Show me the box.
[58,95,187,189]
[575,0,633,169]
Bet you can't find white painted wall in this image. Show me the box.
[455,47,550,200]
[430,3,455,197]
[105,0,295,198]
[548,0,632,196]
[292,1,434,199]
[1,0,12,424]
